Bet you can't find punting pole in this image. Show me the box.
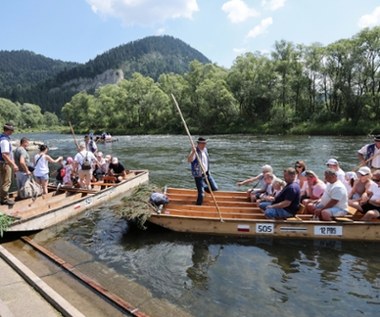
[68,121,80,151]
[171,94,224,222]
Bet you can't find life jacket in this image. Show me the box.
[0,133,11,161]
[191,147,209,177]
[365,143,376,167]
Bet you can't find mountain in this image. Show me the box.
[0,50,78,94]
[0,36,211,114]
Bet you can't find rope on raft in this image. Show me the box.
[115,183,161,229]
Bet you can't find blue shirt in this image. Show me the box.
[273,181,301,215]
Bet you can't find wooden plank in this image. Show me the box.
[163,210,266,219]
[166,187,248,197]
[15,193,84,220]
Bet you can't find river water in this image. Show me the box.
[13,133,380,316]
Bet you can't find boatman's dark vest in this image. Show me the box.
[365,143,376,167]
[0,133,11,162]
[191,148,209,178]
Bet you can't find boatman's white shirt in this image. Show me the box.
[358,144,380,168]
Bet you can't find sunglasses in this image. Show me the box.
[295,165,302,168]
[373,179,380,182]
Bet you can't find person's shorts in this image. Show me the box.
[318,204,347,217]
[34,173,49,181]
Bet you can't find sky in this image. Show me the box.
[1,0,380,68]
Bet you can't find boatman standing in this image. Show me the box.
[358,135,380,171]
[0,123,19,205]
[187,137,218,205]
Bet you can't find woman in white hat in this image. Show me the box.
[349,166,373,211]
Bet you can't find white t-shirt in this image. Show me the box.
[368,182,380,201]
[33,154,49,177]
[74,150,97,171]
[320,180,348,210]
[0,138,12,160]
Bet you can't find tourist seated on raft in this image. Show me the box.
[326,158,345,183]
[348,166,373,211]
[107,157,128,182]
[250,172,276,203]
[356,170,380,221]
[344,171,357,196]
[294,160,307,192]
[301,170,326,205]
[258,178,285,210]
[260,167,300,219]
[237,164,274,202]
[306,169,348,221]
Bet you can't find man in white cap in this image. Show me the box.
[358,135,380,170]
[107,157,127,182]
[0,123,19,205]
[326,158,345,183]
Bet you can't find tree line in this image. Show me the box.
[0,98,60,130]
[2,27,380,135]
[61,27,380,135]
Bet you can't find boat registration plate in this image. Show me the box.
[256,223,274,234]
[314,226,342,236]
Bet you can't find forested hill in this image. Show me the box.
[0,36,211,113]
[0,50,78,93]
[54,35,210,84]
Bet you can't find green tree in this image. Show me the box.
[19,103,44,128]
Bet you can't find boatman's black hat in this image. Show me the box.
[3,123,15,131]
[374,135,380,142]
[197,137,207,144]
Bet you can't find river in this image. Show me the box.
[12,133,380,316]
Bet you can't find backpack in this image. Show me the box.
[149,192,169,207]
[81,152,92,170]
[19,177,43,199]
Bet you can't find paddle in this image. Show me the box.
[171,94,224,222]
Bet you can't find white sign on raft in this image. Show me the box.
[314,226,343,236]
[255,223,274,234]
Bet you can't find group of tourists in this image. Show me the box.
[0,123,128,205]
[188,135,380,222]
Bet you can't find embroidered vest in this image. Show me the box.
[366,143,376,167]
[191,148,209,177]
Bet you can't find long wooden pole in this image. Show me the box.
[68,121,80,151]
[171,94,223,222]
[353,150,380,171]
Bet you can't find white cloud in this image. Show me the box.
[246,17,273,38]
[261,0,286,11]
[86,0,199,26]
[156,28,166,35]
[358,6,380,28]
[222,0,259,24]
